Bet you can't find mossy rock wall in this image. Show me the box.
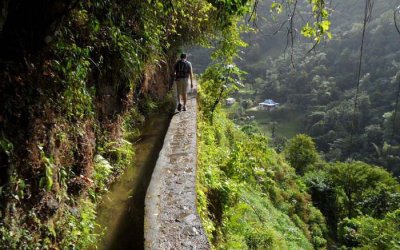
[0,1,176,247]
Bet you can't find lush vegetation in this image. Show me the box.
[197,109,400,248]
[196,1,326,248]
[1,0,399,248]
[197,109,328,249]
[236,0,400,176]
[0,0,248,248]
[196,0,400,249]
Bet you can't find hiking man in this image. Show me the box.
[174,53,193,111]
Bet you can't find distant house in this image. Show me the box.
[226,97,236,106]
[258,99,279,111]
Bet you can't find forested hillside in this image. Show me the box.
[239,0,400,175]
[195,0,400,249]
[0,0,399,249]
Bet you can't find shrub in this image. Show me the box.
[338,209,400,249]
[285,134,318,174]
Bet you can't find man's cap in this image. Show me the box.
[180,53,187,59]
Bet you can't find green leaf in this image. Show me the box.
[301,23,315,38]
[271,2,283,14]
[319,20,331,33]
[46,176,53,191]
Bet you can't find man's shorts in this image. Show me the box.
[176,78,189,95]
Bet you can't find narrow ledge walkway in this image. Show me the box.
[144,81,210,250]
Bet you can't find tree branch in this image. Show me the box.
[289,0,298,69]
[392,74,400,138]
[247,0,259,28]
[395,5,400,36]
[350,0,374,143]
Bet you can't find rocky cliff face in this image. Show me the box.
[0,1,176,247]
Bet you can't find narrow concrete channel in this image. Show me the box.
[96,112,171,250]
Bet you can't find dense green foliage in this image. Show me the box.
[0,0,248,248]
[1,0,398,248]
[239,0,400,175]
[197,105,400,248]
[197,109,327,249]
[285,134,318,174]
[196,1,400,248]
[303,160,400,247]
[197,8,329,246]
[339,209,400,249]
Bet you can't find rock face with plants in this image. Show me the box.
[0,0,243,247]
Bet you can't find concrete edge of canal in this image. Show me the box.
[144,82,210,249]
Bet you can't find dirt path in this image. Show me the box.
[144,81,210,249]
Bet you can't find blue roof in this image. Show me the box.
[262,99,278,105]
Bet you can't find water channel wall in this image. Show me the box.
[145,82,210,249]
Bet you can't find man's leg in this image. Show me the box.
[172,80,178,111]
[182,78,189,111]
[177,79,183,111]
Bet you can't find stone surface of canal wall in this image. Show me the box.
[144,82,210,249]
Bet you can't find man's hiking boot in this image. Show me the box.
[182,106,187,111]
[177,103,182,111]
